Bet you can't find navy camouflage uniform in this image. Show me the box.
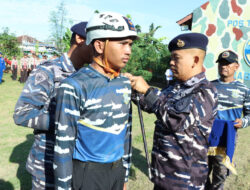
[13,53,76,189]
[137,72,218,190]
[206,80,250,190]
[53,66,132,190]
[205,50,250,190]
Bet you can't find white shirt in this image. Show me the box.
[165,69,173,81]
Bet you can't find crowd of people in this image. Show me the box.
[0,10,249,190]
[0,52,54,84]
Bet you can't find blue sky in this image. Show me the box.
[0,0,207,43]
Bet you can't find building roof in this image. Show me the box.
[176,13,193,30]
[176,1,209,31]
[17,35,40,44]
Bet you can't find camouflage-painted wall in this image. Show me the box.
[192,0,250,87]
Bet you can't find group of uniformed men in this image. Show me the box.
[12,10,249,190]
[10,53,48,83]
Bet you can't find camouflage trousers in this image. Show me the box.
[205,155,229,190]
[32,176,54,190]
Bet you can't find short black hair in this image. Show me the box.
[70,33,77,46]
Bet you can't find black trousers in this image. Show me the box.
[12,67,17,80]
[20,69,28,83]
[154,185,165,190]
[205,155,229,190]
[72,159,126,190]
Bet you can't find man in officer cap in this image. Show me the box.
[125,32,218,190]
[53,11,137,190]
[206,50,250,190]
[0,52,6,84]
[13,21,93,190]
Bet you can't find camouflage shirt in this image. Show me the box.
[53,66,132,190]
[13,53,75,187]
[139,72,218,190]
[211,79,250,128]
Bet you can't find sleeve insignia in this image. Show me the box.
[35,71,48,85]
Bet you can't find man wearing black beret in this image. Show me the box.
[125,32,218,190]
[13,22,93,189]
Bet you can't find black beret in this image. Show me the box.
[70,22,88,38]
[216,50,238,64]
[168,32,208,52]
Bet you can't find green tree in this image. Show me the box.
[62,28,72,52]
[135,25,142,33]
[35,41,39,54]
[123,23,170,82]
[0,27,21,58]
[49,1,70,53]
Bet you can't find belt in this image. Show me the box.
[73,159,122,169]
[33,129,47,135]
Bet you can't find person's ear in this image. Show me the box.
[75,34,85,44]
[93,40,105,54]
[234,63,239,71]
[192,56,199,68]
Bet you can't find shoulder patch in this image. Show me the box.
[35,71,48,85]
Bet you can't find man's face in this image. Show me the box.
[106,38,133,70]
[218,60,239,78]
[170,49,194,81]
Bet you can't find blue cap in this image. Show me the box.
[0,52,2,55]
[70,22,88,38]
[168,33,208,52]
[216,50,238,64]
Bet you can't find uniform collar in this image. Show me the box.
[183,72,207,87]
[60,53,75,72]
[218,79,237,84]
[88,64,121,81]
[170,72,207,100]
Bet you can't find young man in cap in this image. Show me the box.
[205,50,250,190]
[0,52,5,84]
[125,33,218,190]
[53,11,137,190]
[13,22,93,190]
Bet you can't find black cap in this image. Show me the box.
[70,22,88,38]
[168,32,208,52]
[216,50,238,64]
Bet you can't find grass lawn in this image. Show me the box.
[0,73,249,190]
